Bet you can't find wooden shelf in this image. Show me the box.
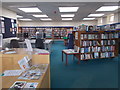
[80,52,101,54]
[81,39,99,40]
[101,38,119,40]
[79,45,101,47]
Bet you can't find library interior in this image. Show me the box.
[0,0,120,89]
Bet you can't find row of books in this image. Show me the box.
[53,29,67,37]
[80,45,115,53]
[101,40,116,45]
[80,46,101,53]
[101,52,115,58]
[80,41,100,46]
[80,52,115,60]
[81,52,99,60]
[75,25,97,31]
[101,33,119,39]
[101,46,115,52]
[81,34,99,39]
[80,40,116,46]
[80,33,118,40]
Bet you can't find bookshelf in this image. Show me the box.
[73,30,119,60]
[97,23,120,31]
[18,27,73,39]
[52,28,68,39]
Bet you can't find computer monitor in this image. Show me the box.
[23,32,29,38]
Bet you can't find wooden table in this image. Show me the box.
[0,48,50,89]
[62,49,80,65]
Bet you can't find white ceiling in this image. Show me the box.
[2,0,120,2]
[1,2,119,22]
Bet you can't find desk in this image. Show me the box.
[44,40,52,52]
[0,48,50,89]
[19,39,52,52]
[62,49,80,65]
[2,37,19,48]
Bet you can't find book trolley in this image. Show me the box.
[73,30,119,61]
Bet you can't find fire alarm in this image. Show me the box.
[54,11,57,14]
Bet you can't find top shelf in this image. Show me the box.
[75,30,120,33]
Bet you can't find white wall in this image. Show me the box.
[0,1,2,17]
[97,12,120,26]
[18,20,97,27]
[79,21,97,26]
[0,6,17,19]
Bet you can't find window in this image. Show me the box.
[110,14,114,22]
[100,18,103,23]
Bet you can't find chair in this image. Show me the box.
[10,39,19,48]
[35,38,44,49]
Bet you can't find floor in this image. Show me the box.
[50,41,119,88]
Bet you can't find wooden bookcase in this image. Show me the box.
[73,30,119,60]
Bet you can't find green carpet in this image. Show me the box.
[50,41,119,88]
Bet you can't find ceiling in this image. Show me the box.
[1,2,119,22]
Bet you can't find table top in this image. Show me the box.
[1,48,50,89]
[19,39,52,44]
[2,65,49,88]
[44,40,52,44]
[0,48,49,55]
[62,49,80,55]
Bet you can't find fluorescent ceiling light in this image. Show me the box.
[40,18,52,21]
[33,14,48,17]
[83,18,95,20]
[17,15,23,18]
[18,7,42,13]
[96,6,118,11]
[59,7,79,12]
[88,14,104,17]
[61,14,75,17]
[18,19,32,21]
[62,18,73,20]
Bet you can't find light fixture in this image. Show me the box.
[96,6,119,11]
[18,7,42,13]
[40,18,52,21]
[62,18,73,20]
[59,7,79,12]
[88,14,104,17]
[17,15,23,18]
[61,14,75,17]
[18,19,32,21]
[83,18,95,20]
[33,14,48,17]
